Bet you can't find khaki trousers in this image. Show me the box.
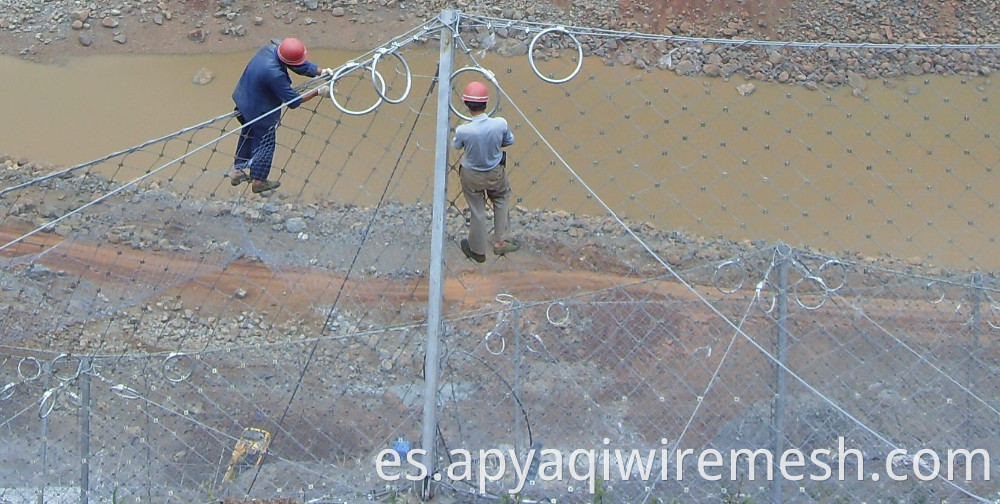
[460,165,511,256]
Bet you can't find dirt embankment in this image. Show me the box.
[1,0,997,63]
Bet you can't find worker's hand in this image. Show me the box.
[317,85,330,97]
[320,67,334,77]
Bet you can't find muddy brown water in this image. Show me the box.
[1,48,997,269]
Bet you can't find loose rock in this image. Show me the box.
[188,29,206,43]
[285,217,307,233]
[192,68,215,85]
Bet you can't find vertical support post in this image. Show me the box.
[38,367,51,504]
[80,358,91,504]
[772,245,789,504]
[513,300,524,456]
[967,273,982,446]
[420,9,456,501]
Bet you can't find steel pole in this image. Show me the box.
[772,246,789,504]
[80,358,91,504]
[419,9,456,501]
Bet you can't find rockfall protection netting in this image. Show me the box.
[2,10,1000,504]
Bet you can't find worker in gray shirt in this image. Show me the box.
[452,81,518,263]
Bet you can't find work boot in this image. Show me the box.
[461,239,486,263]
[252,180,281,194]
[493,239,520,256]
[230,170,249,186]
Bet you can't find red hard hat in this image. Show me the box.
[462,81,490,103]
[277,38,308,66]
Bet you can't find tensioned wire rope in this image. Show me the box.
[120,64,440,501]
[242,56,442,497]
[0,28,436,358]
[0,19,443,415]
[0,16,443,255]
[0,18,443,500]
[450,27,992,502]
[461,1,1000,429]
[1,71,443,504]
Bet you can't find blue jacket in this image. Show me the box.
[232,42,318,127]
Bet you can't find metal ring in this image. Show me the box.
[525,334,542,354]
[546,302,570,326]
[924,281,946,305]
[755,280,777,314]
[331,62,386,116]
[371,48,412,105]
[39,387,58,419]
[527,26,584,84]
[162,352,194,383]
[495,294,517,305]
[0,382,15,401]
[775,243,792,260]
[449,66,501,121]
[17,357,41,381]
[987,304,1000,330]
[51,354,83,382]
[817,260,848,292]
[712,260,746,294]
[793,276,828,310]
[485,331,505,355]
[110,384,141,400]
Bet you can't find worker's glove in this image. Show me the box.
[320,67,334,77]
[317,85,330,97]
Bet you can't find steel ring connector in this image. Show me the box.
[528,26,584,84]
[0,382,16,401]
[988,304,1000,330]
[449,66,501,121]
[51,354,83,382]
[924,281,945,305]
[39,387,59,419]
[162,352,194,383]
[495,294,517,305]
[525,334,543,354]
[546,302,570,326]
[110,384,142,400]
[331,62,386,116]
[17,356,41,381]
[817,260,848,292]
[793,276,828,310]
[713,260,746,294]
[485,331,505,355]
[755,280,777,315]
[371,48,412,105]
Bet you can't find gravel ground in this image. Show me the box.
[3,0,999,46]
[1,0,997,84]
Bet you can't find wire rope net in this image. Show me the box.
[0,10,999,504]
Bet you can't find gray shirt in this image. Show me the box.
[452,114,515,171]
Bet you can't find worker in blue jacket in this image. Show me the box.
[229,38,333,194]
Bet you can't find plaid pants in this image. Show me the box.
[234,113,279,181]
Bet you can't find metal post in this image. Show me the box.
[80,358,91,504]
[513,300,524,456]
[38,367,50,504]
[967,273,982,446]
[772,246,789,504]
[420,9,456,501]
